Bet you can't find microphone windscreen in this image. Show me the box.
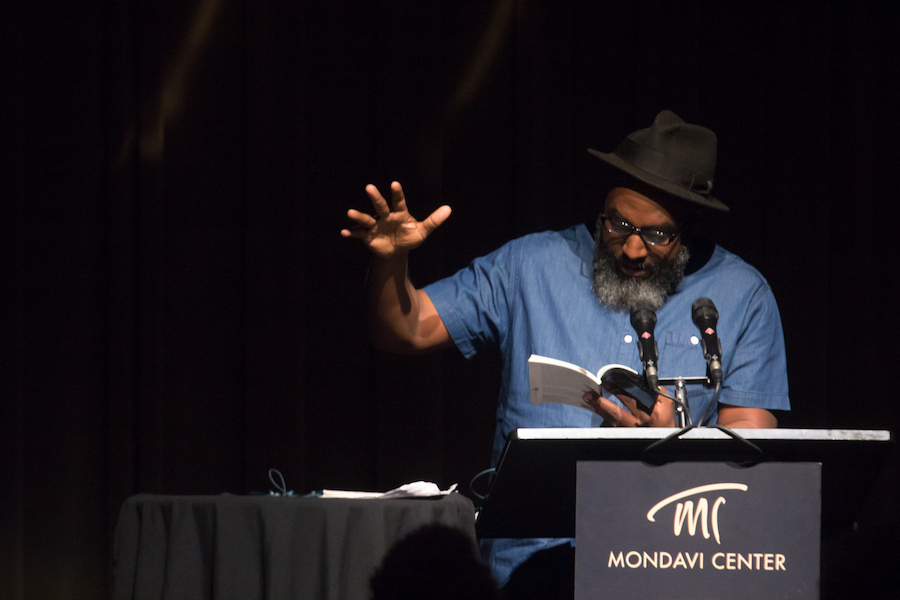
[630,305,657,332]
[691,297,718,326]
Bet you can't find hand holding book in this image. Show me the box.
[528,354,675,427]
[581,387,675,427]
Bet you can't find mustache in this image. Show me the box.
[611,250,663,276]
[590,237,690,312]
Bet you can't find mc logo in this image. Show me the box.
[646,483,748,544]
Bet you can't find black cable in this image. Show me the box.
[469,468,496,501]
[268,468,295,496]
[653,386,691,425]
[697,381,722,426]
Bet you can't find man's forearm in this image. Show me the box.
[366,254,451,353]
[717,405,778,428]
[366,253,416,350]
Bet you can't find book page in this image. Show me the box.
[596,363,639,379]
[528,354,600,410]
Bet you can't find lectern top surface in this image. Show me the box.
[512,427,891,442]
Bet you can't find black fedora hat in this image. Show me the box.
[589,110,729,211]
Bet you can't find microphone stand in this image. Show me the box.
[657,376,706,427]
[637,297,766,463]
[643,377,764,465]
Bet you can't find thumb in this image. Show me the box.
[420,205,452,236]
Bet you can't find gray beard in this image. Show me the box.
[591,233,690,312]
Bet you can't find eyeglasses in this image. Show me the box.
[600,212,679,247]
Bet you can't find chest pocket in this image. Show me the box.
[659,331,708,379]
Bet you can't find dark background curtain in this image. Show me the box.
[2,1,898,598]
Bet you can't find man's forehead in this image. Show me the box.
[604,183,697,223]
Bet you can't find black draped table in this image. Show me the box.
[112,492,477,600]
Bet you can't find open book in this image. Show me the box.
[527,354,657,412]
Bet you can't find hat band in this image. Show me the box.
[615,138,713,195]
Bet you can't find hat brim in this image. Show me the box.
[588,149,730,212]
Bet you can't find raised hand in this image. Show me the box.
[341,181,451,259]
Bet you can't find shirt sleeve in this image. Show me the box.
[718,284,791,411]
[422,238,521,359]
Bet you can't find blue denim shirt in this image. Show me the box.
[424,224,790,585]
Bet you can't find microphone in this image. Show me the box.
[691,297,723,385]
[630,305,659,392]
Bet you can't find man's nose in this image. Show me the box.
[622,233,649,259]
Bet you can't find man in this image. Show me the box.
[342,110,790,586]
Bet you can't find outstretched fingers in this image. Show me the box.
[340,208,377,238]
[366,184,393,219]
[345,208,377,227]
[388,181,409,214]
[344,182,452,247]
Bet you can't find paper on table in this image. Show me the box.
[320,481,458,499]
